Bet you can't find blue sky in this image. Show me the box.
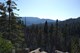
[1,0,80,20]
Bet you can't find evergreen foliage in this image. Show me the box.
[0,0,25,52]
[25,18,80,53]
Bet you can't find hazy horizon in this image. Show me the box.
[1,0,80,20]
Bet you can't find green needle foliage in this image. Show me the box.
[0,0,25,50]
[0,34,13,53]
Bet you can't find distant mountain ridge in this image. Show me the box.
[21,17,55,25]
[59,17,80,24]
[20,17,80,26]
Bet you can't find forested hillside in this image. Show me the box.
[25,18,80,53]
[0,0,80,53]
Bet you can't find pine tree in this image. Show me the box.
[0,0,25,48]
[44,21,48,33]
[55,19,59,49]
